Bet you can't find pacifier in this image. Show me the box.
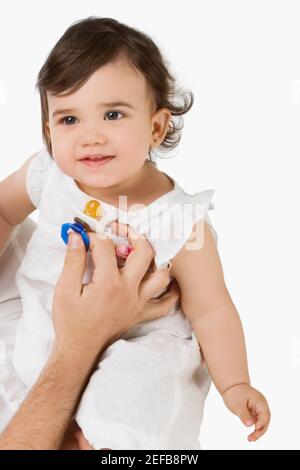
[61,199,102,251]
[61,199,133,258]
[82,199,103,220]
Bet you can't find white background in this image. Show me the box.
[0,0,299,450]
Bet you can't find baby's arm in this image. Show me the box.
[0,155,36,252]
[171,220,249,393]
[170,220,270,441]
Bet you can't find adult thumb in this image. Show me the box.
[57,232,87,295]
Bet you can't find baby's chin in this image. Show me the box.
[56,158,123,190]
[74,174,124,194]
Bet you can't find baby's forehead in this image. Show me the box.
[46,55,154,108]
[47,83,154,115]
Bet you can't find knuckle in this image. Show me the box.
[105,276,121,295]
[65,254,82,268]
[54,279,64,296]
[54,285,70,306]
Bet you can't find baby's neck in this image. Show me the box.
[76,160,174,211]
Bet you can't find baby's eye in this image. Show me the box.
[105,111,124,121]
[59,116,77,126]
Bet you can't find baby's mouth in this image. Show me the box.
[79,155,115,166]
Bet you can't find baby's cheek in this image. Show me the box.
[52,152,76,179]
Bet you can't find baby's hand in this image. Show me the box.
[75,430,94,450]
[222,383,271,442]
[75,430,112,450]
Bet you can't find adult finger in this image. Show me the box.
[101,221,131,268]
[110,221,133,259]
[139,267,171,301]
[141,280,180,322]
[56,232,86,296]
[109,220,129,238]
[122,225,155,284]
[88,231,119,284]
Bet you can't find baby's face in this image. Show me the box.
[45,57,168,192]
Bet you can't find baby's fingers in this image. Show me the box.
[248,404,271,442]
[238,409,255,428]
[75,430,94,450]
[248,423,268,442]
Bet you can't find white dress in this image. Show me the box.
[0,148,218,450]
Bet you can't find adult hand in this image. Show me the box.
[0,224,179,450]
[56,224,179,449]
[53,224,179,360]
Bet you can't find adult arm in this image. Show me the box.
[0,227,179,449]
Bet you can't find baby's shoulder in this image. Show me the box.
[169,220,227,322]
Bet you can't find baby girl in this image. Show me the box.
[0,17,270,449]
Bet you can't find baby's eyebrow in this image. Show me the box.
[99,101,135,109]
[52,101,135,117]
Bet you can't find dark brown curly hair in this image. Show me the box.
[36,16,194,161]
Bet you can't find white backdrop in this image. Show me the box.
[0,0,299,450]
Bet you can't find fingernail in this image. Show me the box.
[246,420,253,426]
[68,233,82,249]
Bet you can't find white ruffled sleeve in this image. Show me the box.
[187,189,218,245]
[148,189,218,270]
[25,148,53,208]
